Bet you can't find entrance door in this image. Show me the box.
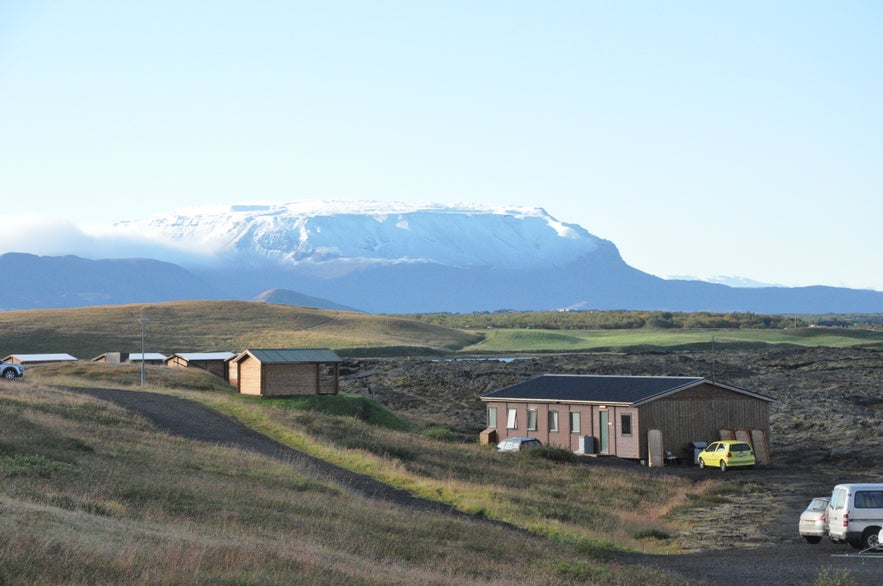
[599,411,609,453]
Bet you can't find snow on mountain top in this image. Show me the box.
[114,200,603,271]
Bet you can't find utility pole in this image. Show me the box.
[138,317,150,386]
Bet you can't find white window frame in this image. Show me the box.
[621,413,632,436]
[527,409,538,431]
[570,411,581,434]
[548,410,559,433]
[487,406,497,429]
[506,408,517,429]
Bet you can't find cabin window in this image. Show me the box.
[506,408,517,429]
[570,411,581,434]
[527,409,538,431]
[621,414,632,436]
[487,407,497,429]
[548,410,559,432]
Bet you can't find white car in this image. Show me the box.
[0,360,24,380]
[799,497,829,544]
[496,437,542,452]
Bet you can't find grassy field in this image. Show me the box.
[1,364,745,584]
[462,326,883,353]
[0,301,878,362]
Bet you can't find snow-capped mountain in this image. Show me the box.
[113,201,604,274]
[3,200,883,313]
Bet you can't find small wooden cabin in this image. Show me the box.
[229,348,341,397]
[481,375,773,464]
[165,352,235,379]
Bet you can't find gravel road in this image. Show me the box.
[65,385,883,585]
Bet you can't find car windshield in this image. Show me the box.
[731,443,751,452]
[807,499,829,512]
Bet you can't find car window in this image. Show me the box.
[717,444,726,452]
[855,491,883,508]
[808,499,828,512]
[830,488,847,509]
[731,443,751,452]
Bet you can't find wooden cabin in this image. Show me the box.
[229,348,341,397]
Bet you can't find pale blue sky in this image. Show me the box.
[1,1,881,290]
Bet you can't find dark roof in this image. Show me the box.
[481,374,772,405]
[234,348,342,364]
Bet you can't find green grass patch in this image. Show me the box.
[464,327,883,353]
[238,392,412,432]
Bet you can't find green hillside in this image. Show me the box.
[464,326,883,353]
[0,301,482,359]
[1,301,879,360]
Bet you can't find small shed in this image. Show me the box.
[165,352,235,379]
[229,348,342,397]
[3,353,78,365]
[481,375,774,463]
[92,352,130,364]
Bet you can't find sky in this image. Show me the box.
[1,1,881,290]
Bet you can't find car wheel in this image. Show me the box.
[2,369,15,380]
[720,461,727,472]
[803,536,822,544]
[698,458,705,469]
[862,527,881,549]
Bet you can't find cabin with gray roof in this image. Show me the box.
[229,348,342,397]
[165,352,235,379]
[481,375,773,464]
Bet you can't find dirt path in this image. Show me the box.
[63,386,476,519]
[65,386,883,585]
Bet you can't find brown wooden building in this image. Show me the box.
[165,352,235,379]
[481,375,773,464]
[229,348,342,397]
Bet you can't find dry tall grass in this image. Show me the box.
[0,381,697,585]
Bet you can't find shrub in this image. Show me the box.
[420,426,458,442]
[523,444,578,464]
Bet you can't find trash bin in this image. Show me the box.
[689,441,708,465]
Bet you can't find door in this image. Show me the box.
[827,487,848,540]
[599,410,609,454]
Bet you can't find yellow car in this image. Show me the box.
[697,440,756,471]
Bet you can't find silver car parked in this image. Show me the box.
[496,437,542,452]
[799,497,829,544]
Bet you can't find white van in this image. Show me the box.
[827,483,883,549]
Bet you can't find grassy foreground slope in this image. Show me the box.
[1,372,697,585]
[0,301,482,359]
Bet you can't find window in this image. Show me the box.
[487,407,497,429]
[621,414,632,436]
[548,410,559,432]
[855,491,883,509]
[527,409,538,431]
[570,411,581,434]
[506,408,517,429]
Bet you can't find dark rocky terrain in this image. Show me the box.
[340,346,883,467]
[340,346,883,583]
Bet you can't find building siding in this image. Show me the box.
[238,357,263,396]
[483,382,769,461]
[637,383,770,461]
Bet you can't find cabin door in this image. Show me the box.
[599,411,609,454]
